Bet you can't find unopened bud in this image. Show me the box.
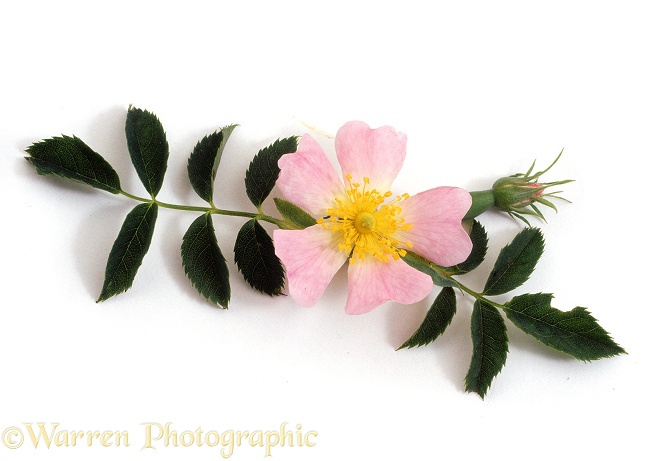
[491,150,573,224]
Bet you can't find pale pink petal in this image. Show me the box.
[274,226,349,307]
[276,134,345,216]
[345,258,433,315]
[397,186,472,267]
[335,121,406,192]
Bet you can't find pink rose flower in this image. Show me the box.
[273,121,472,314]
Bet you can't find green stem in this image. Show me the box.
[465,190,495,221]
[119,185,501,231]
[453,278,505,311]
[405,247,505,310]
[118,190,285,228]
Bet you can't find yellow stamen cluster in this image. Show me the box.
[317,174,413,264]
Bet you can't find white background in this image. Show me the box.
[1,1,663,460]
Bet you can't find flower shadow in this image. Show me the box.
[384,291,474,392]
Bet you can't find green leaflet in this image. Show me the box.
[398,287,457,350]
[245,137,299,208]
[401,251,458,288]
[465,299,509,399]
[483,227,544,296]
[181,213,231,308]
[234,220,285,296]
[125,107,169,197]
[98,202,158,302]
[448,220,488,275]
[187,125,237,205]
[504,293,626,360]
[274,198,317,229]
[25,135,121,194]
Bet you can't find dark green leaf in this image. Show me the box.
[505,293,626,360]
[181,213,231,308]
[401,251,458,288]
[274,198,317,229]
[483,227,544,296]
[187,125,237,204]
[25,136,121,193]
[448,220,488,274]
[465,300,509,399]
[97,202,158,302]
[125,107,169,197]
[398,287,457,349]
[245,137,299,208]
[234,220,284,296]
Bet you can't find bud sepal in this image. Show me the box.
[491,150,573,225]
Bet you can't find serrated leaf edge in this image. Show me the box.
[398,287,457,350]
[465,300,509,399]
[181,213,231,308]
[97,202,158,302]
[504,293,626,361]
[233,219,285,296]
[483,227,544,296]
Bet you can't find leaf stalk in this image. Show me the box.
[119,190,286,228]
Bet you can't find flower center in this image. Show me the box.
[317,175,413,264]
[354,211,375,234]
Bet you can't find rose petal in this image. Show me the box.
[397,186,472,267]
[345,257,433,315]
[276,134,345,216]
[274,226,349,307]
[335,121,406,192]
